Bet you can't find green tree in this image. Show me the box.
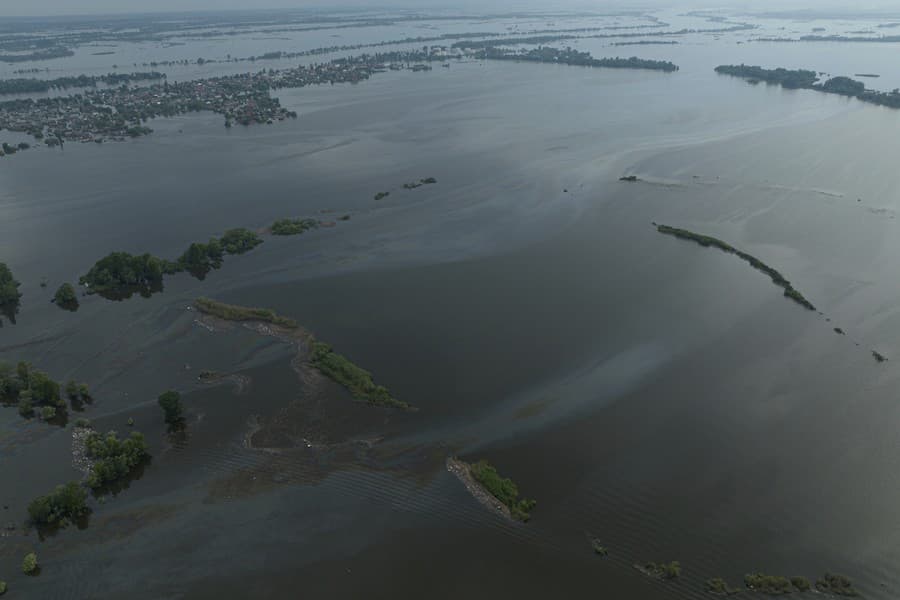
[158,390,185,429]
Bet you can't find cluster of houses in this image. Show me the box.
[0,49,456,145]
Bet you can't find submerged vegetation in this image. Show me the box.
[716,64,900,110]
[656,224,816,311]
[636,561,681,580]
[270,218,318,236]
[374,191,390,201]
[706,577,741,595]
[309,340,411,410]
[403,177,438,189]
[194,297,298,329]
[27,482,89,526]
[84,429,150,489]
[468,459,536,521]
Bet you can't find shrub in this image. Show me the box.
[21,553,37,575]
[85,430,149,489]
[0,580,6,595]
[816,573,857,596]
[40,406,56,421]
[53,283,79,310]
[791,576,811,591]
[270,218,317,236]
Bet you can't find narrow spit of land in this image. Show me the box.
[193,298,412,410]
[715,64,900,110]
[446,457,536,522]
[655,224,816,311]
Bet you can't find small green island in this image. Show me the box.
[309,340,411,410]
[655,224,816,311]
[744,573,809,594]
[474,46,679,72]
[193,297,410,410]
[0,261,22,324]
[635,561,681,580]
[447,457,536,522]
[374,191,390,201]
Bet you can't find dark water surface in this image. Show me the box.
[3,11,900,599]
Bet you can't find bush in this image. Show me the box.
[40,406,56,420]
[28,481,88,525]
[791,576,811,591]
[270,218,317,236]
[21,552,37,575]
[53,283,79,311]
[18,395,33,417]
[706,578,740,595]
[0,580,6,595]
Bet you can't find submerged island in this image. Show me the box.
[715,64,900,110]
[193,298,411,410]
[655,224,816,311]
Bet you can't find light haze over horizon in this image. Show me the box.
[4,0,900,18]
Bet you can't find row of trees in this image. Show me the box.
[79,228,264,299]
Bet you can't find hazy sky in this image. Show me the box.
[2,0,900,18]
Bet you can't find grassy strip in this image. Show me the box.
[194,297,298,329]
[468,459,536,521]
[309,340,411,410]
[656,224,816,311]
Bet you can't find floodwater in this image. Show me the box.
[3,8,900,599]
